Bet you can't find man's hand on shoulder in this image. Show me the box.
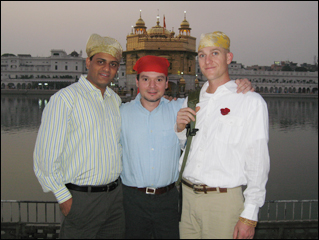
[235,79,254,94]
[163,95,177,101]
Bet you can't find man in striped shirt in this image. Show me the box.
[34,34,125,239]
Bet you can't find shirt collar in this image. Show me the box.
[134,93,167,111]
[79,75,111,98]
[200,80,236,100]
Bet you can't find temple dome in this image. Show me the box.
[147,25,171,36]
[180,19,190,28]
[136,18,145,27]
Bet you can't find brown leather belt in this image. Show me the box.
[182,179,227,193]
[129,183,175,195]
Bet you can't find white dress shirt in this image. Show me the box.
[175,80,270,221]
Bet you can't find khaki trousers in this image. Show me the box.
[180,182,244,239]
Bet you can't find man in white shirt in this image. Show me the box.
[175,31,270,239]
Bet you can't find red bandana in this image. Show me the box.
[133,55,170,76]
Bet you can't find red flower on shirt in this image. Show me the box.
[220,108,230,115]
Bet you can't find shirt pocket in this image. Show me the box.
[214,115,244,145]
[162,128,178,150]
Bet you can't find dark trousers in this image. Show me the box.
[123,184,179,239]
[59,182,125,239]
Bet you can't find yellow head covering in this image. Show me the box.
[198,31,230,52]
[86,33,123,61]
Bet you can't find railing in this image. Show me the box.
[1,200,59,224]
[1,199,318,224]
[258,199,318,222]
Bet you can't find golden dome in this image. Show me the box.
[147,25,171,36]
[146,15,170,37]
[136,18,145,27]
[180,19,190,28]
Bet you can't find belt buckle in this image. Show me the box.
[146,187,156,195]
[192,184,200,194]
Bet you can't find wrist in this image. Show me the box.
[239,217,257,227]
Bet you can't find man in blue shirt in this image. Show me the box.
[120,55,253,239]
[120,55,182,238]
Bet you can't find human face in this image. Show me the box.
[136,71,168,105]
[198,46,233,82]
[86,52,119,94]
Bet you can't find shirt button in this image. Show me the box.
[151,148,154,151]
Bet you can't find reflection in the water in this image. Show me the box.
[1,95,318,132]
[1,95,50,132]
[265,97,318,132]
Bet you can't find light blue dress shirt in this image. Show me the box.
[120,94,184,188]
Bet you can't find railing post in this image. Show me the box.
[10,202,13,222]
[45,202,47,223]
[36,202,38,222]
[54,203,57,223]
[18,202,21,223]
[27,202,29,222]
[284,202,287,220]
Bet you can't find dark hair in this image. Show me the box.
[136,74,168,81]
[89,54,95,61]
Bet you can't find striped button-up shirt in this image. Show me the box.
[34,75,122,204]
